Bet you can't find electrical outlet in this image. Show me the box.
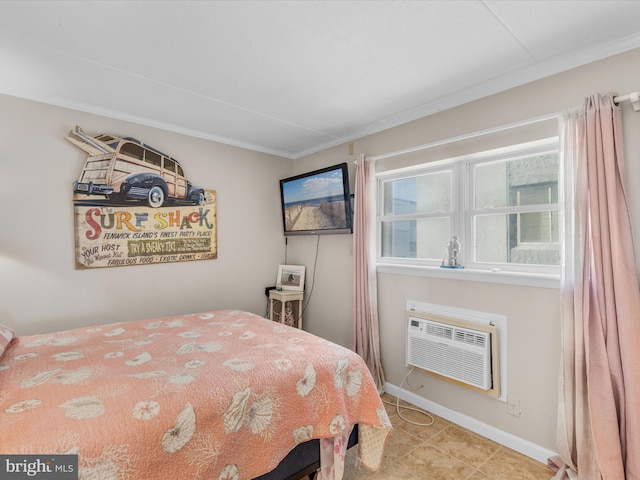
[507,396,521,417]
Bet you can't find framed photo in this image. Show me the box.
[276,265,305,291]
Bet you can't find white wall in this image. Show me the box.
[0,94,292,336]
[292,47,640,454]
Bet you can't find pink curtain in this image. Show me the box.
[353,154,385,392]
[553,94,640,479]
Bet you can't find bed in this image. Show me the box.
[0,310,391,479]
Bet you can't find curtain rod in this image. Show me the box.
[613,91,640,111]
[365,92,638,163]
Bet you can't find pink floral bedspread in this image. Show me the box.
[0,310,391,479]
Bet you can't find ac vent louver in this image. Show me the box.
[455,330,486,348]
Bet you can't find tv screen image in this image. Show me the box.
[279,163,352,236]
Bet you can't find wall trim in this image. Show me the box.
[384,382,558,465]
[377,264,560,289]
[406,300,508,402]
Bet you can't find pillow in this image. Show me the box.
[0,325,15,360]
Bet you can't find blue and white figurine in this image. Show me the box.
[441,236,464,269]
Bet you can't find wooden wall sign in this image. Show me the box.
[68,126,217,269]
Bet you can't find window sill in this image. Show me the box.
[376,263,560,289]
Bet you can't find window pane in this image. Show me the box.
[518,185,555,206]
[164,158,176,173]
[519,211,554,243]
[474,153,558,209]
[381,218,450,260]
[120,142,144,161]
[475,213,559,265]
[383,171,451,215]
[145,150,161,167]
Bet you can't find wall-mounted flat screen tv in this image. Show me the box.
[279,163,353,236]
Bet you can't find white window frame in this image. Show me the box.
[376,137,560,288]
[378,163,460,263]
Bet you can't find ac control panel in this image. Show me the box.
[409,317,427,334]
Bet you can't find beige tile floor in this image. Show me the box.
[337,394,555,480]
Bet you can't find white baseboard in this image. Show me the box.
[384,382,558,465]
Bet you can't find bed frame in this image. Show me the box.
[253,426,359,480]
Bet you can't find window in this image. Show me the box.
[120,142,144,161]
[377,138,559,274]
[470,149,559,267]
[164,158,176,173]
[380,169,454,261]
[145,149,162,167]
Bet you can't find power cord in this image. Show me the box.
[382,366,435,427]
[301,234,320,316]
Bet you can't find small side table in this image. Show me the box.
[269,290,304,329]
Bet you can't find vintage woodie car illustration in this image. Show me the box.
[67,126,206,208]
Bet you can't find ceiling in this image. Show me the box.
[1,1,640,159]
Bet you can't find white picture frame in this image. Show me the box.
[276,265,305,291]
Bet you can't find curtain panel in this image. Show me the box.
[353,154,385,392]
[554,94,640,479]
